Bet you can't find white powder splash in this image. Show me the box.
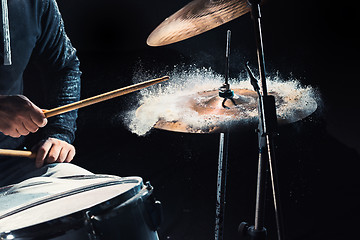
[123,66,319,136]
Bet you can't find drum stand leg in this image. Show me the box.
[215,131,230,240]
[238,1,285,240]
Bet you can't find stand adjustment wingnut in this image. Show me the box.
[238,222,267,240]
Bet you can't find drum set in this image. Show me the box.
[0,0,318,239]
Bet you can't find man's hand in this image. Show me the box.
[0,95,47,137]
[33,138,76,168]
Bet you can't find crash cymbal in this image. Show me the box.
[147,0,250,46]
[135,88,318,134]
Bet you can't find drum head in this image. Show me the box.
[0,175,143,233]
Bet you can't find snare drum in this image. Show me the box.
[0,175,162,240]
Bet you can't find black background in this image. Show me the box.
[36,0,360,239]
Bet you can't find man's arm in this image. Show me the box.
[30,0,82,167]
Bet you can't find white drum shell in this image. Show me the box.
[0,175,160,240]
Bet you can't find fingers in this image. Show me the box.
[16,123,30,136]
[11,95,47,128]
[35,138,76,168]
[5,119,41,137]
[24,102,47,131]
[4,116,45,138]
[15,112,47,137]
[29,104,47,128]
[35,139,51,168]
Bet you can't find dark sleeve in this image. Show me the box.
[33,0,81,144]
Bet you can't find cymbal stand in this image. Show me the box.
[238,1,285,240]
[215,30,232,240]
[219,30,236,109]
[215,130,230,240]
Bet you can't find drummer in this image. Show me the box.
[0,0,92,187]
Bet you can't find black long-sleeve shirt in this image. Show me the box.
[0,0,81,150]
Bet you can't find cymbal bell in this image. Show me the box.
[147,0,250,46]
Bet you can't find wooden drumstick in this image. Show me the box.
[0,149,36,158]
[43,76,169,118]
[0,76,169,159]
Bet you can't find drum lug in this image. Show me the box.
[84,211,99,240]
[0,231,14,240]
[152,200,163,231]
[145,181,153,191]
[144,181,163,231]
[145,199,163,231]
